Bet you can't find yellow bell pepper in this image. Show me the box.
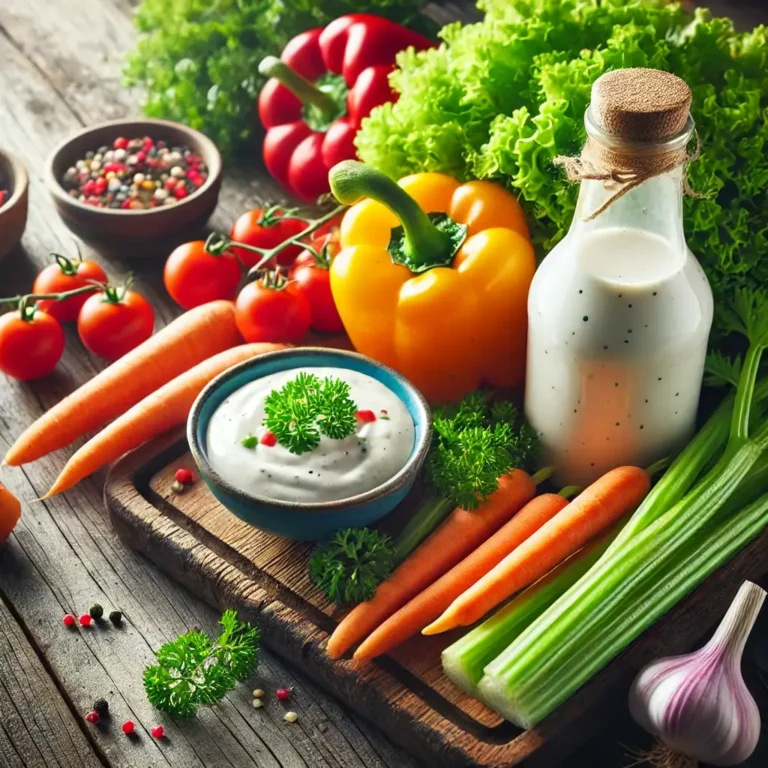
[328,161,536,402]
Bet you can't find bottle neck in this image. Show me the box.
[569,164,687,248]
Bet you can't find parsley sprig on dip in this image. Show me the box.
[205,367,415,504]
[263,372,358,455]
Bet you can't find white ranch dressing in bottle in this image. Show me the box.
[525,69,713,485]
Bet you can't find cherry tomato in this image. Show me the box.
[235,278,311,343]
[230,208,306,268]
[32,254,107,323]
[164,240,242,309]
[293,263,344,333]
[78,288,155,361]
[0,309,65,380]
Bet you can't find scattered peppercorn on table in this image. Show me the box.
[1,1,768,768]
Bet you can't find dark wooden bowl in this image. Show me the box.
[0,150,29,261]
[44,118,222,259]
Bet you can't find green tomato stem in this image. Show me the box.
[329,161,455,270]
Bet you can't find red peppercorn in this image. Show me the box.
[143,137,154,151]
[113,137,128,150]
[174,186,188,200]
[356,410,377,423]
[191,176,205,188]
[79,613,92,627]
[275,687,293,701]
[174,468,194,485]
[121,720,135,735]
[85,711,100,724]
[151,725,165,739]
[63,613,76,627]
[164,178,177,190]
[136,150,147,163]
[260,431,277,447]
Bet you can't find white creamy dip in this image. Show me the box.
[526,227,713,486]
[206,367,415,503]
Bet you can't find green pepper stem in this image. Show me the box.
[329,161,455,269]
[259,56,339,120]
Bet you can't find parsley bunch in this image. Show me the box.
[310,528,395,604]
[264,372,358,455]
[428,393,537,510]
[144,611,260,718]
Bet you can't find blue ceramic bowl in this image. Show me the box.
[188,348,432,541]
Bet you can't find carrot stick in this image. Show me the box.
[423,465,651,635]
[43,343,286,497]
[5,301,242,466]
[325,469,537,660]
[353,493,570,660]
[0,483,21,542]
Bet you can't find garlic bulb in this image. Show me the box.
[629,580,765,767]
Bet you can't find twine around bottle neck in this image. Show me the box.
[554,112,703,221]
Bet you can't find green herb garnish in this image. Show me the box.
[241,434,258,449]
[263,372,357,455]
[310,529,395,605]
[144,610,260,718]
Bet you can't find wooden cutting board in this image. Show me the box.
[105,428,768,767]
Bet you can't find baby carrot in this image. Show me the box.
[353,493,570,660]
[423,466,651,634]
[325,469,537,659]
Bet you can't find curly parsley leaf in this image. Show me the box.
[427,394,538,511]
[144,610,260,718]
[310,528,395,605]
[263,373,358,454]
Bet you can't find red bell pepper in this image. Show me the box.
[257,14,433,202]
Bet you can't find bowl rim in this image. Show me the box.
[0,149,29,215]
[188,347,433,513]
[44,117,222,217]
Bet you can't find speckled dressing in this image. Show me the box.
[526,226,712,485]
[206,367,415,503]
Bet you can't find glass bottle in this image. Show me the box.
[524,69,713,485]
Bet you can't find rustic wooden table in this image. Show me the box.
[0,1,767,767]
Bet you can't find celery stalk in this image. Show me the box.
[480,489,768,727]
[442,529,615,695]
[605,379,768,556]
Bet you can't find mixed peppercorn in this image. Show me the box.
[60,136,208,210]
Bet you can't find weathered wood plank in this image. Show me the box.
[0,586,104,768]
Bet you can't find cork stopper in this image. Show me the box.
[590,68,691,142]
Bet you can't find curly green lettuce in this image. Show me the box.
[356,0,768,345]
[125,0,435,161]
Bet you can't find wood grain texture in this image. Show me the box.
[0,590,104,768]
[105,433,768,767]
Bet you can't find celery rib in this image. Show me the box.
[480,490,768,727]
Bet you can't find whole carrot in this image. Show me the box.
[5,301,242,466]
[326,469,537,660]
[423,465,651,635]
[354,493,570,660]
[43,343,286,497]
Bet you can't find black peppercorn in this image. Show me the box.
[89,604,104,620]
[109,610,123,626]
[92,698,109,718]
